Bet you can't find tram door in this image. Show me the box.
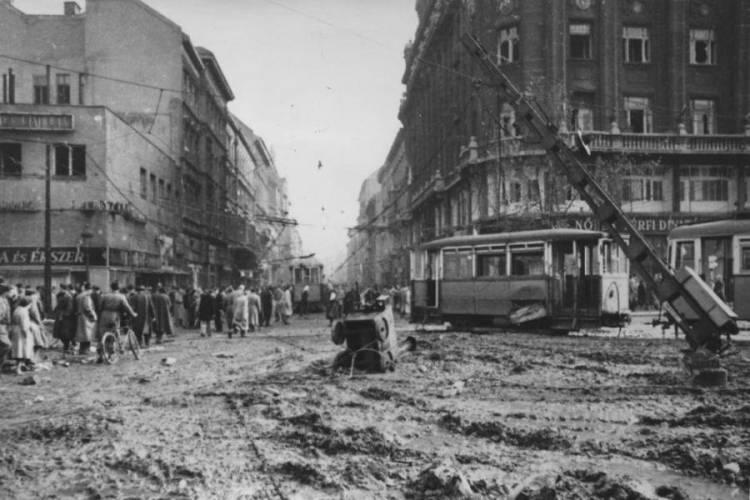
[702,238,733,302]
[552,240,599,314]
[426,251,438,307]
[551,241,577,312]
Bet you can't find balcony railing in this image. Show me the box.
[477,132,750,159]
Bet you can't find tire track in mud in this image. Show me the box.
[221,392,289,500]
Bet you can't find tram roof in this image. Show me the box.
[669,219,750,240]
[417,229,606,250]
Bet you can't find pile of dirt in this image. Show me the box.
[274,461,337,488]
[640,404,750,428]
[579,350,651,365]
[406,458,474,499]
[359,386,427,408]
[1,413,116,445]
[626,371,684,385]
[439,413,572,451]
[513,470,690,500]
[279,412,413,459]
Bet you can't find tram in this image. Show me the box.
[667,219,750,320]
[410,229,630,332]
[289,258,326,312]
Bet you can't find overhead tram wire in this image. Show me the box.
[333,90,479,275]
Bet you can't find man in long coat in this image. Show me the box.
[232,291,249,338]
[198,288,215,337]
[247,288,261,332]
[53,284,77,353]
[131,286,155,347]
[214,288,225,333]
[74,283,98,355]
[280,286,292,325]
[260,286,273,327]
[152,287,174,343]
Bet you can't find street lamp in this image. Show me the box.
[80,227,93,283]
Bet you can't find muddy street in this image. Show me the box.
[1,314,749,500]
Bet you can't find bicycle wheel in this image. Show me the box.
[127,329,141,360]
[101,331,120,365]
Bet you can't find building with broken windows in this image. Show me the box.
[0,0,298,289]
[391,0,750,278]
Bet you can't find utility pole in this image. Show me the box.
[44,144,52,313]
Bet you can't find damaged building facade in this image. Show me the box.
[0,0,298,289]
[350,0,750,284]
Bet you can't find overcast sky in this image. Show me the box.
[16,0,418,273]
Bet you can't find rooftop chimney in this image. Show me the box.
[64,1,81,16]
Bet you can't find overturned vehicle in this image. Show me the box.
[331,295,416,373]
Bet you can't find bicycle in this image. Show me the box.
[100,325,141,365]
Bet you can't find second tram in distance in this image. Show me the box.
[289,259,326,312]
[410,229,630,332]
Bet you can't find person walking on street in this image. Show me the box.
[248,288,261,332]
[184,288,196,329]
[152,287,174,343]
[326,287,339,326]
[0,285,12,376]
[75,283,97,355]
[299,285,309,318]
[198,288,215,337]
[261,286,273,327]
[214,287,225,333]
[131,286,155,347]
[273,285,284,323]
[53,284,76,353]
[10,296,34,374]
[281,285,292,325]
[172,287,185,328]
[232,290,249,338]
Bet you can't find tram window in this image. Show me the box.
[741,246,750,272]
[443,252,473,279]
[311,267,320,284]
[477,254,507,277]
[676,241,696,271]
[412,252,424,280]
[511,250,544,276]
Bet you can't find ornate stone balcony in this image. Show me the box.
[478,131,750,159]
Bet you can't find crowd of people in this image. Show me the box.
[322,282,411,325]
[0,277,299,377]
[179,283,295,338]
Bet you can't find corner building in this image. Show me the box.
[0,0,268,288]
[400,0,750,279]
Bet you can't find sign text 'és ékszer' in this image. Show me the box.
[0,113,74,131]
[0,247,107,266]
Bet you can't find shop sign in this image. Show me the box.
[565,215,715,234]
[73,200,147,224]
[0,247,107,266]
[0,113,74,131]
[0,200,37,212]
